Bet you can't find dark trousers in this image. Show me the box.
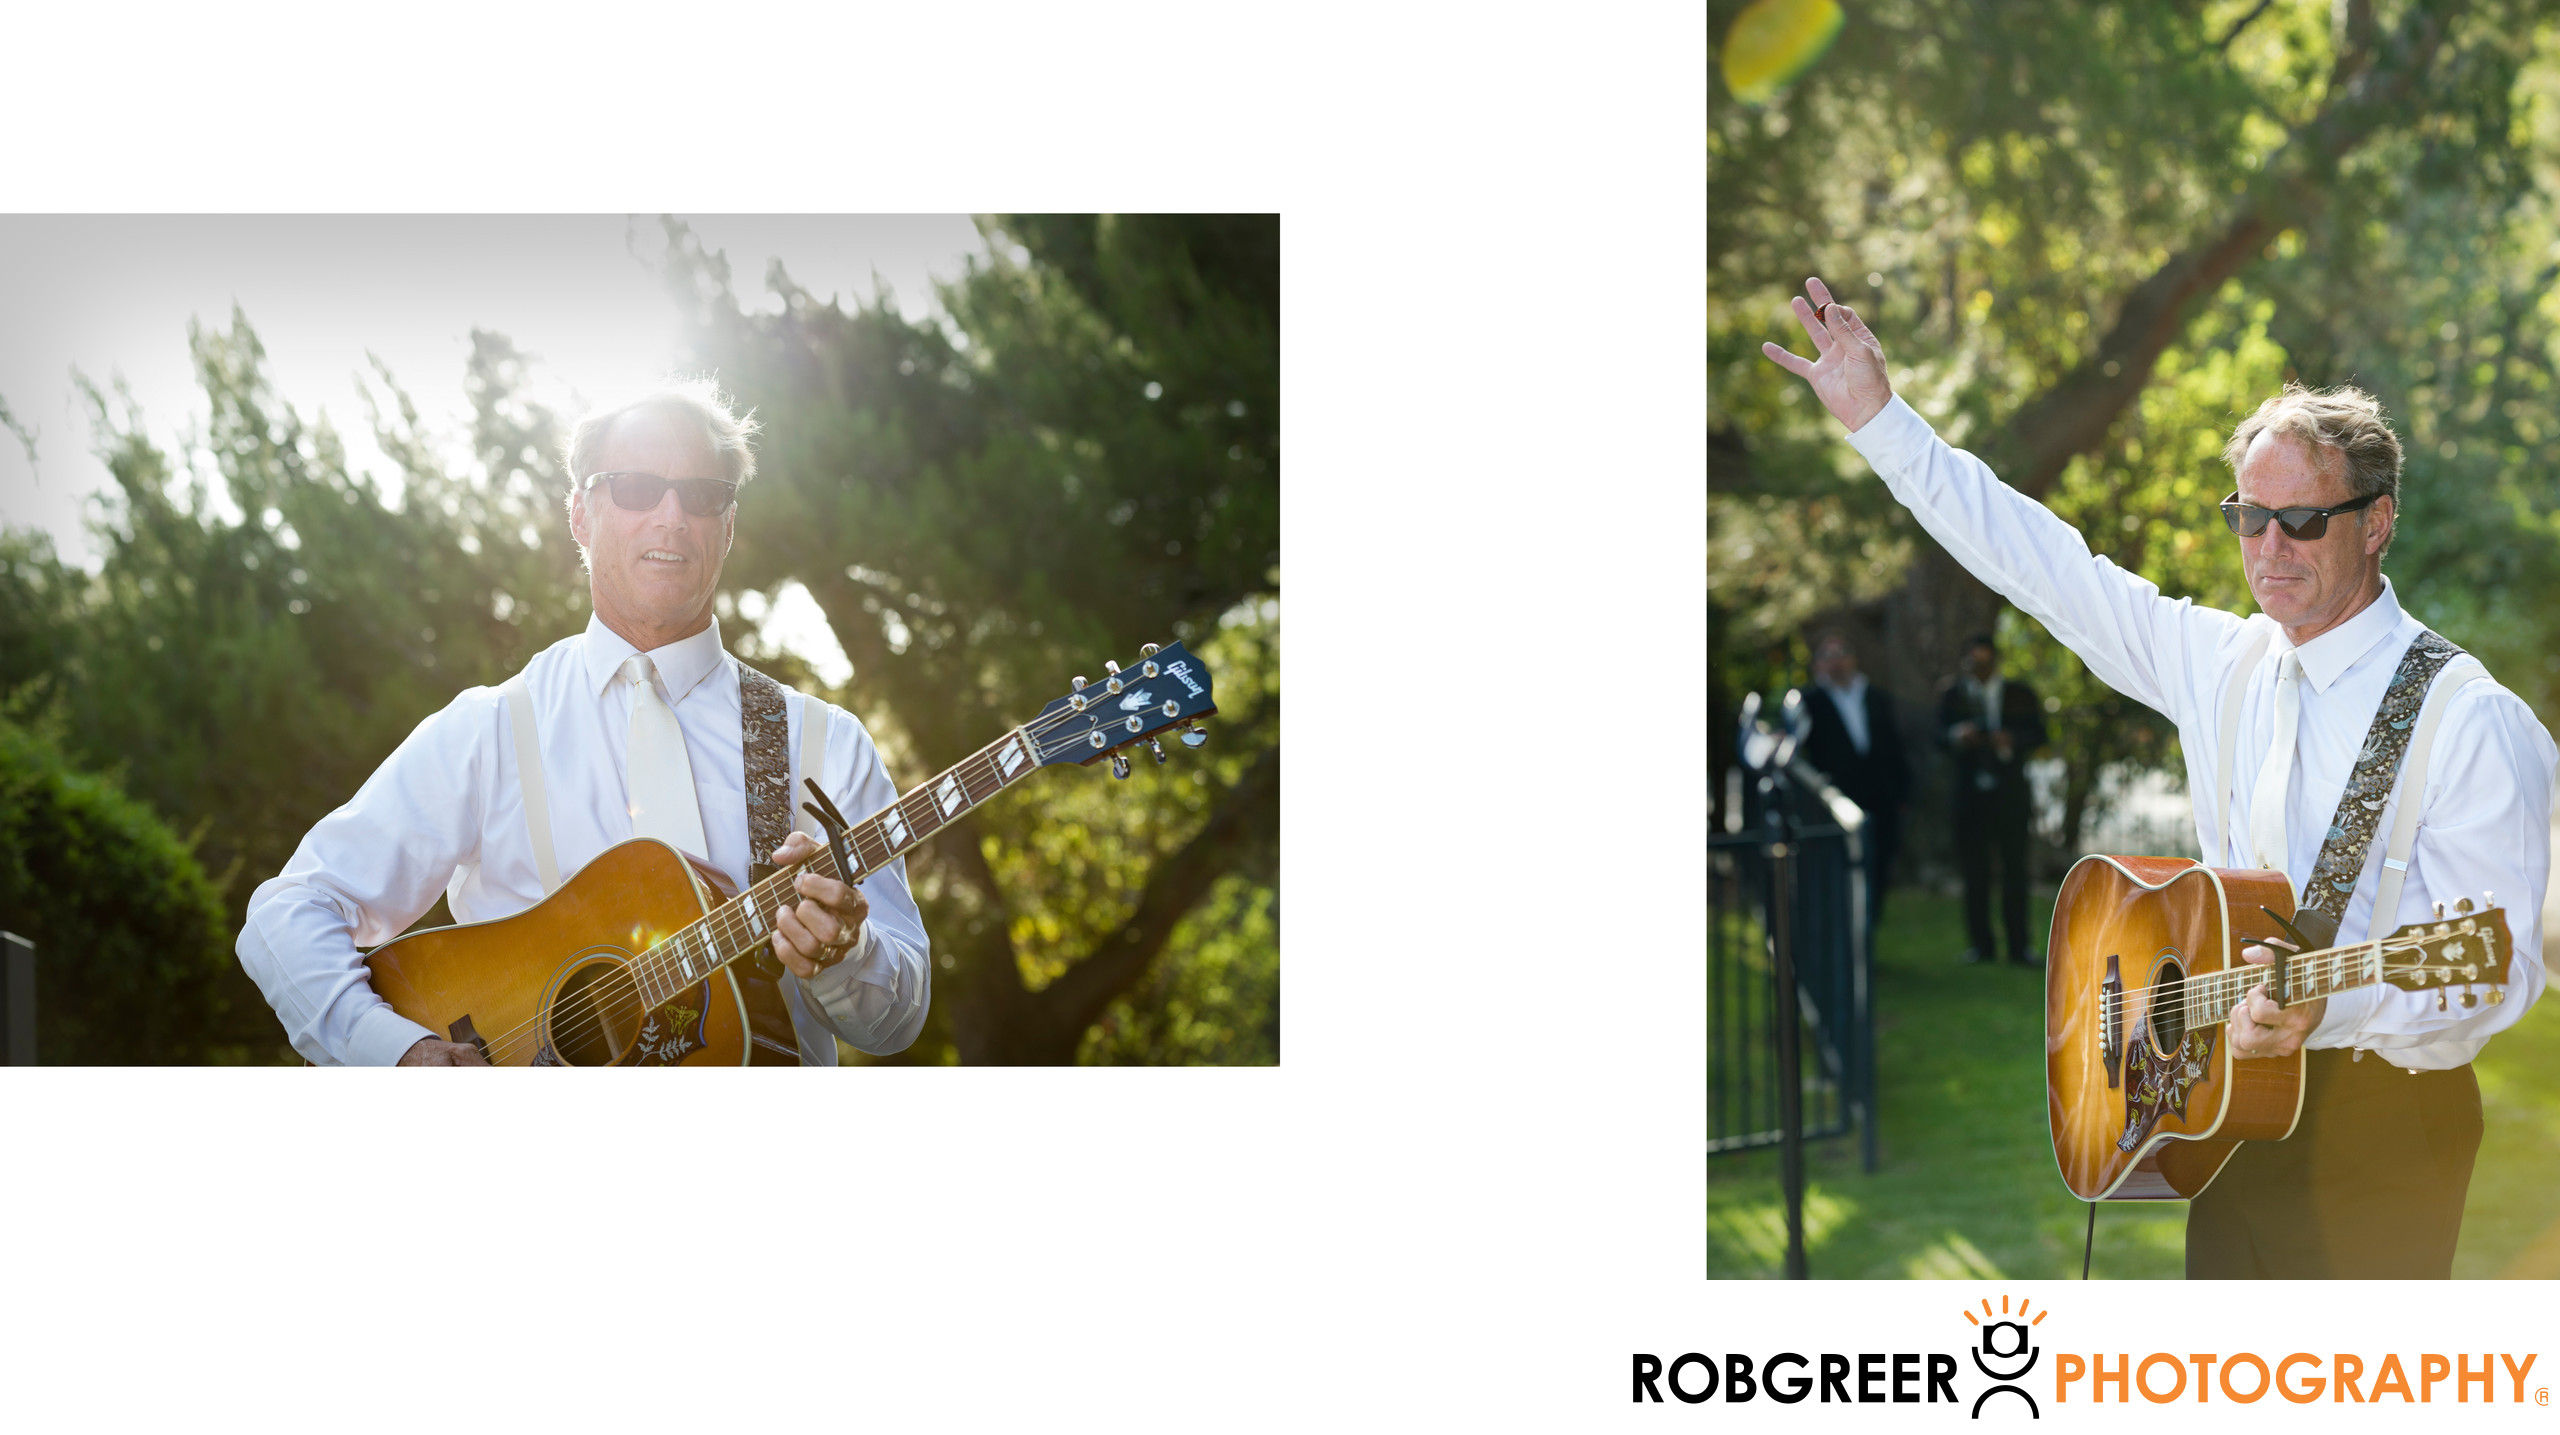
[2185,1048,2482,1278]
[1952,790,2031,961]
[1863,807,1902,931]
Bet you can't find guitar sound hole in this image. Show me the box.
[548,959,645,1066]
[2146,960,2187,1058]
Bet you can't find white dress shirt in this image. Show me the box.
[1817,674,1873,754]
[239,615,932,1065]
[1849,396,2558,1069]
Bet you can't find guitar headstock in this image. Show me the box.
[1026,641,1218,777]
[2381,896,2514,1010]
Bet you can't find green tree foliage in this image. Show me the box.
[2,317,592,1059]
[0,717,241,1063]
[660,215,1281,1065]
[1711,0,2560,852]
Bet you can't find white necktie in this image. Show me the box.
[622,654,709,860]
[2248,651,2302,871]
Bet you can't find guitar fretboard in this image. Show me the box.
[624,725,1045,1008]
[2178,943,2383,1035]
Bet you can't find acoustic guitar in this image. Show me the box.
[2046,854,2512,1200]
[360,642,1218,1065]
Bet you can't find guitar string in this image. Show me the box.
[462,699,1149,1062]
[466,715,1052,1064]
[465,723,1051,1065]
[2101,945,2382,1026]
[2097,933,2488,1034]
[461,690,1137,1062]
[468,735,1023,1065]
[2099,933,2482,1018]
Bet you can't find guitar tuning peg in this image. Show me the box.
[2491,985,2507,1004]
[2461,990,2479,1008]
[1139,642,1161,657]
[2434,902,2446,919]
[1148,737,1168,765]
[2436,990,2448,1011]
[1110,752,1132,780]
[1180,720,1208,749]
[1072,675,1088,691]
[2483,890,2495,909]
[2456,897,2476,916]
[1104,659,1122,675]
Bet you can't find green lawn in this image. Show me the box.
[1707,884,2560,1278]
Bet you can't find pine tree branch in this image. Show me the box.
[1026,741,1281,1060]
[1984,0,2467,501]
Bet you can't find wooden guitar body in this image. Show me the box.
[365,839,754,1066]
[2046,854,2305,1200]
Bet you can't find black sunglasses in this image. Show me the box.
[2217,489,2381,541]
[581,470,739,517]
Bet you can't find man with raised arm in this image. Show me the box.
[1763,278,2556,1277]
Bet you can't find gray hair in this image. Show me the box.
[561,376,761,493]
[2222,381,2404,510]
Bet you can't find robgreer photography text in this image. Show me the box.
[1634,1351,2544,1407]
[2052,1352,2540,1405]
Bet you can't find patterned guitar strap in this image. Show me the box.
[735,660,810,1064]
[2287,630,2467,950]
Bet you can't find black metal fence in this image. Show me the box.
[1707,761,1877,1170]
[0,932,31,1065]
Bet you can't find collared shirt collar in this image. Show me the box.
[581,612,728,703]
[2278,577,2405,695]
[1818,673,1868,706]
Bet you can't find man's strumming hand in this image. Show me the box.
[1759,276,1896,433]
[397,1037,488,1066]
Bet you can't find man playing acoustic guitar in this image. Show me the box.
[237,380,930,1065]
[1764,278,2556,1277]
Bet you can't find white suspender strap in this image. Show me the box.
[2368,657,2489,928]
[795,691,831,843]
[2212,625,2275,866]
[502,672,561,895]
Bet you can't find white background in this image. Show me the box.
[13,6,2527,1435]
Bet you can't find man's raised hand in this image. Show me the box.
[1759,276,1895,433]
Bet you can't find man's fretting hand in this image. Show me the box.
[2229,942,2326,1060]
[767,829,870,982]
[1759,276,1895,433]
[398,1037,488,1066]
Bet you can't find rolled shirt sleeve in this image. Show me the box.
[1844,395,2249,733]
[789,699,932,1056]
[236,690,501,1065]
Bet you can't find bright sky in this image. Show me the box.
[0,214,991,683]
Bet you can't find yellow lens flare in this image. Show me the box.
[1720,0,1844,105]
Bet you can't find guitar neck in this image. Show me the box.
[2182,943,2382,1035]
[623,726,1041,1009]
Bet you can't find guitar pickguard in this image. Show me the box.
[631,981,713,1066]
[2115,1024,2215,1152]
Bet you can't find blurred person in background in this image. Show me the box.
[1789,629,1911,948]
[1938,633,2047,967]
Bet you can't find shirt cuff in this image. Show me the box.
[801,919,890,1011]
[1843,393,1933,471]
[345,1002,440,1067]
[2305,983,2382,1050]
